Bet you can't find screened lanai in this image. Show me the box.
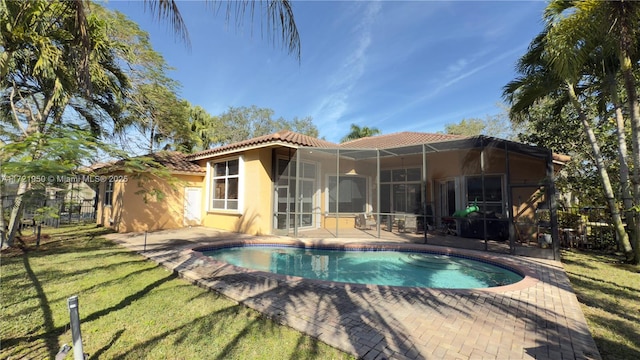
[272,136,562,260]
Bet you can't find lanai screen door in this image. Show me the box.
[274,159,316,235]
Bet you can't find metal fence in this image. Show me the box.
[557,206,618,250]
[1,193,96,231]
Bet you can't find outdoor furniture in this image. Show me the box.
[440,217,458,236]
[355,214,377,230]
[402,215,418,233]
[456,212,509,241]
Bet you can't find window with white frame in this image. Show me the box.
[104,179,114,206]
[210,158,241,211]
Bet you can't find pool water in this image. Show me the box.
[202,246,523,289]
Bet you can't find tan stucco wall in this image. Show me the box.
[97,171,203,233]
[200,148,274,235]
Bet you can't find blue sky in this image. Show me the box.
[105,0,547,143]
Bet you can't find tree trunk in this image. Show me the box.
[568,82,635,260]
[5,179,29,248]
[620,55,640,264]
[610,79,637,252]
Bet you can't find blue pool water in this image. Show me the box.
[202,246,523,289]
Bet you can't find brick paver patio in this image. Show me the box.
[106,227,600,360]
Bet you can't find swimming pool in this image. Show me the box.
[201,245,524,289]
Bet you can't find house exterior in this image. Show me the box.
[96,131,566,257]
[96,152,205,233]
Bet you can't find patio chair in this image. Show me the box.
[355,214,376,230]
[403,215,418,233]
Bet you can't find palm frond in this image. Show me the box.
[143,0,191,49]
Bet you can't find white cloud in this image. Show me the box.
[312,1,382,134]
[446,58,469,74]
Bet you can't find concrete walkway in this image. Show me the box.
[105,227,600,360]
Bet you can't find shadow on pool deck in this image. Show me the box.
[105,227,601,360]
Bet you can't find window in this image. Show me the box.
[466,175,503,214]
[328,176,366,213]
[210,158,241,211]
[380,168,422,214]
[104,179,114,206]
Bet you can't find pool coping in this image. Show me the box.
[190,238,540,294]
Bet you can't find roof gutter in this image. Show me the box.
[187,141,301,161]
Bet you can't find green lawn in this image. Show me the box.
[561,249,640,360]
[0,225,353,360]
[4,225,638,360]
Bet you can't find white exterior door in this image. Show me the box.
[184,187,202,225]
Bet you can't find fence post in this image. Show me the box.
[67,295,86,360]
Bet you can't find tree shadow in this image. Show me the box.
[107,305,242,358]
[16,253,59,359]
[170,244,602,360]
[564,275,639,324]
[3,264,161,324]
[88,329,125,360]
[198,270,458,359]
[589,315,640,360]
[1,262,179,359]
[82,272,178,325]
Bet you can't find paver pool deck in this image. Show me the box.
[105,227,600,360]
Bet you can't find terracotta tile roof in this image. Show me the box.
[83,161,116,172]
[340,132,468,149]
[100,151,204,174]
[188,130,338,159]
[148,151,205,173]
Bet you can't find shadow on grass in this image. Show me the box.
[290,331,320,360]
[590,314,640,359]
[21,253,58,360]
[9,225,601,359]
[44,226,115,238]
[82,272,178,325]
[564,269,640,295]
[565,274,640,324]
[2,264,178,359]
[89,329,125,360]
[108,304,240,358]
[560,252,599,270]
[612,262,640,274]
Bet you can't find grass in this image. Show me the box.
[0,225,353,360]
[561,249,640,360]
[4,224,638,360]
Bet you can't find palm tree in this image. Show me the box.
[61,0,300,93]
[0,0,129,248]
[340,124,381,143]
[545,0,639,263]
[504,0,639,262]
